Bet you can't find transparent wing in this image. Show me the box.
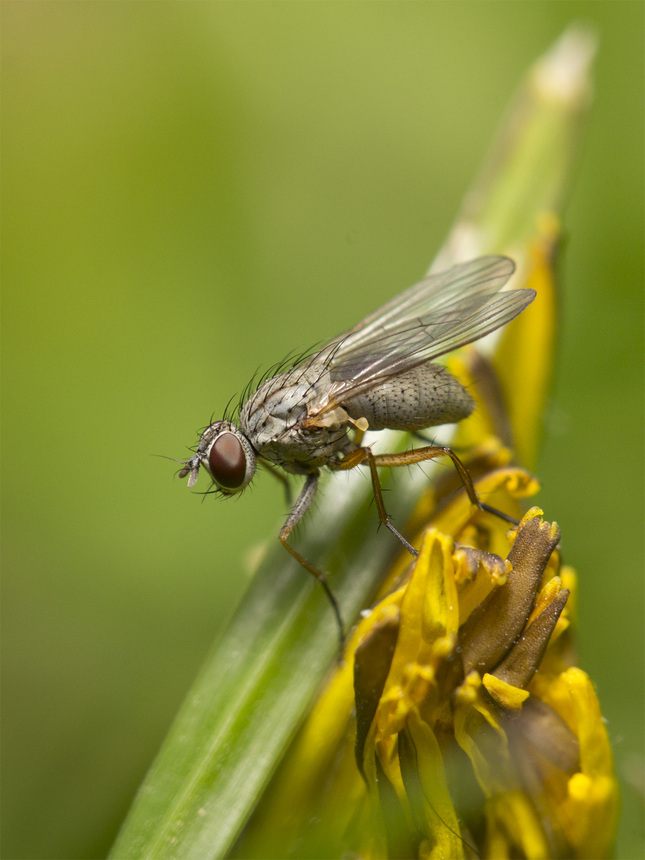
[304,255,535,415]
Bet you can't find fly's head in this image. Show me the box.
[178,421,257,495]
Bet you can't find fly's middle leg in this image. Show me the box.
[278,472,345,652]
[329,447,419,557]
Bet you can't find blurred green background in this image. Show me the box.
[3,3,643,858]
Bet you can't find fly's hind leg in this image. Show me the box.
[329,448,420,557]
[330,443,517,556]
[372,444,518,525]
[279,472,345,651]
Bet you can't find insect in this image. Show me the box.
[179,255,535,643]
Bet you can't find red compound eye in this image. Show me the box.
[208,433,246,490]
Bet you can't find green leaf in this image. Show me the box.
[110,25,596,860]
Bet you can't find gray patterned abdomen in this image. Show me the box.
[342,363,474,431]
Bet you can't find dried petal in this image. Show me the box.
[354,607,400,777]
[460,510,561,675]
[493,587,569,688]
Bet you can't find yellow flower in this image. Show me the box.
[238,492,618,859]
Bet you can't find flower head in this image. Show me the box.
[237,485,618,859]
[352,501,617,859]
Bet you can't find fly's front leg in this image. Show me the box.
[372,445,518,525]
[329,448,419,558]
[279,472,345,649]
[260,460,293,506]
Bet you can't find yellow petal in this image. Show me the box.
[482,673,530,710]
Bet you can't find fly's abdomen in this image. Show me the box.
[343,363,474,431]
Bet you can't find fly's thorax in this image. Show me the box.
[240,363,334,445]
[343,363,474,431]
[179,420,257,494]
[239,363,353,471]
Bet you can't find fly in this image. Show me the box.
[179,256,535,646]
